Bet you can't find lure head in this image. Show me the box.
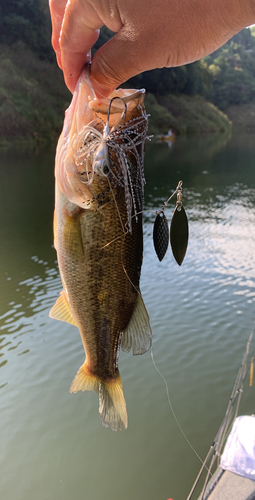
[92,98,126,179]
[94,158,110,177]
[93,141,110,177]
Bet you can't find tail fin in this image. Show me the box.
[70,362,128,431]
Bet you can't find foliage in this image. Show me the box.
[203,28,255,109]
[94,25,255,111]
[127,62,212,98]
[1,2,254,110]
[222,102,255,132]
[94,27,211,97]
[154,94,231,134]
[145,92,231,135]
[145,94,177,135]
[0,43,70,145]
[0,2,253,142]
[0,0,54,60]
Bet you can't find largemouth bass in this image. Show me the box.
[50,66,152,431]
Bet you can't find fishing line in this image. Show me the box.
[100,232,126,250]
[121,240,141,297]
[107,176,127,235]
[99,181,142,297]
[100,200,179,251]
[102,176,140,299]
[151,348,211,471]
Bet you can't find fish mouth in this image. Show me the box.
[83,62,146,127]
[56,65,149,231]
[89,88,146,129]
[71,72,149,230]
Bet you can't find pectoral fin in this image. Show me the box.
[121,292,152,355]
[49,290,77,326]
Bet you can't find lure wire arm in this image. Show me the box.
[156,180,183,215]
[107,97,127,133]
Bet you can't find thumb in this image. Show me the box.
[90,31,158,98]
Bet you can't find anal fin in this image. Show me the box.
[121,292,152,355]
[49,290,77,326]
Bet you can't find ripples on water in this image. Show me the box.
[1,134,255,500]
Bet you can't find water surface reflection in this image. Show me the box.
[1,133,255,500]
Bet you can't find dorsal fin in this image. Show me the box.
[49,290,77,326]
[121,292,152,355]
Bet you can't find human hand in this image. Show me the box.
[49,0,255,97]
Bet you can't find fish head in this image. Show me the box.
[55,65,148,222]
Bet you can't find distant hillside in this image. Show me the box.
[0,0,71,146]
[0,0,54,60]
[0,43,70,147]
[96,27,255,112]
[0,41,231,147]
[0,1,254,144]
[203,27,255,109]
[146,93,231,136]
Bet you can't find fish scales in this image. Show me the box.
[50,66,152,431]
[56,192,143,378]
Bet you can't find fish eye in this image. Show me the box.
[102,163,110,176]
[94,160,110,177]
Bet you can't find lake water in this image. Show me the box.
[1,132,255,500]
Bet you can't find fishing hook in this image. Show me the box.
[93,97,127,178]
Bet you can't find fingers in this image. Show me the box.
[60,24,100,93]
[49,0,68,68]
[90,27,168,98]
[90,41,141,98]
[49,0,255,97]
[61,1,103,92]
[49,0,162,96]
[50,0,103,93]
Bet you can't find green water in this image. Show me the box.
[1,132,255,500]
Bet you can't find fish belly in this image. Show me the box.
[55,185,143,381]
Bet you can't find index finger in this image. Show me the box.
[59,0,102,92]
[49,0,68,68]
